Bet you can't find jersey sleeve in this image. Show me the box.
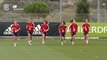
[47,24,49,31]
[18,24,20,30]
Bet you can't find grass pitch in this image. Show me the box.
[0,38,107,60]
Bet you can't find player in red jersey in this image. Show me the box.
[11,21,20,47]
[26,18,35,46]
[40,20,49,44]
[58,21,67,46]
[69,20,78,45]
[82,19,90,46]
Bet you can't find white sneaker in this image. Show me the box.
[14,43,16,47]
[28,41,32,46]
[86,40,88,44]
[72,42,74,45]
[42,41,45,45]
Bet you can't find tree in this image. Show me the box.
[76,0,90,22]
[24,1,50,18]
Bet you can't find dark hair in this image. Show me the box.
[44,20,48,24]
[70,20,73,23]
[61,21,65,25]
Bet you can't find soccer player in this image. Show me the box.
[26,18,35,46]
[11,21,20,47]
[82,19,90,46]
[40,20,49,44]
[58,21,67,46]
[69,20,78,45]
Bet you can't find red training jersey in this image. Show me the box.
[26,22,35,32]
[82,23,90,32]
[11,24,20,32]
[69,23,78,33]
[58,24,67,33]
[40,23,49,33]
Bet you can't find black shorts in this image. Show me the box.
[13,32,19,36]
[84,32,89,35]
[71,32,76,36]
[60,33,65,37]
[28,32,33,35]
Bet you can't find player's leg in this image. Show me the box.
[84,32,88,46]
[30,35,32,40]
[85,34,89,45]
[42,33,45,44]
[71,33,73,42]
[13,36,16,47]
[71,33,75,45]
[72,35,75,45]
[30,32,32,43]
[13,33,18,47]
[60,33,64,46]
[28,32,32,46]
[63,33,66,43]
[84,34,87,46]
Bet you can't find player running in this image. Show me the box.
[58,21,67,46]
[40,20,49,45]
[26,18,35,46]
[69,20,78,45]
[82,19,90,46]
[11,21,20,47]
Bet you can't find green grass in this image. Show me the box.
[0,38,107,60]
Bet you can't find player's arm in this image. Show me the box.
[32,22,35,31]
[17,25,20,32]
[11,24,13,32]
[82,24,84,29]
[76,24,78,32]
[89,24,91,31]
[46,24,49,32]
[69,25,72,32]
[33,22,35,29]
[82,24,86,31]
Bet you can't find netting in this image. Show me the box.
[0,0,106,22]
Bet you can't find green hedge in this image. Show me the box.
[24,1,50,18]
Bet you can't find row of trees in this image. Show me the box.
[24,0,90,22]
[24,1,50,18]
[76,0,90,21]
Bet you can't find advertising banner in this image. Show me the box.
[66,22,107,37]
[0,22,60,36]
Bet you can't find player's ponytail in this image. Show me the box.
[69,20,73,23]
[62,21,65,25]
[44,20,48,24]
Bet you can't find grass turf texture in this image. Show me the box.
[0,38,107,60]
